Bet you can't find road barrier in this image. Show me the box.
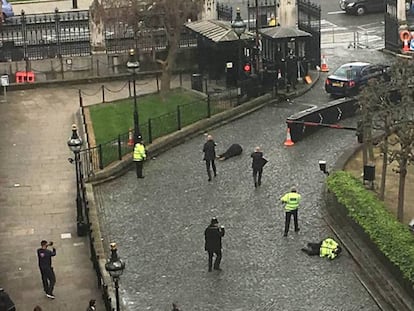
[286,97,358,143]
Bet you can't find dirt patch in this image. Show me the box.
[344,148,414,224]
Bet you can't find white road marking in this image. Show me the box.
[327,11,346,15]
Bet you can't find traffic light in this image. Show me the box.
[243,63,251,74]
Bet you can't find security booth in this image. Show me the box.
[185,19,255,86]
[259,27,312,87]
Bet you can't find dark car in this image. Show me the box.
[325,62,390,97]
[339,0,384,15]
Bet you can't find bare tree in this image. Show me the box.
[151,0,203,93]
[386,59,414,221]
[102,0,203,92]
[358,58,414,220]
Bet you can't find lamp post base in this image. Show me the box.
[77,221,88,237]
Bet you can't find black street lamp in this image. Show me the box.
[67,124,87,237]
[231,8,247,85]
[126,49,141,144]
[105,243,126,311]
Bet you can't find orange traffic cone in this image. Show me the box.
[284,127,294,147]
[321,55,329,72]
[127,128,134,146]
[403,39,410,52]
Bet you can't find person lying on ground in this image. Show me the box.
[217,144,243,160]
[301,237,342,260]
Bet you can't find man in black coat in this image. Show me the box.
[37,240,56,299]
[204,217,225,272]
[202,134,217,181]
[251,146,267,188]
[217,143,243,160]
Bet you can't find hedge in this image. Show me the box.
[326,171,414,283]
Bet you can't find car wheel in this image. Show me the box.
[356,6,366,15]
[339,0,346,10]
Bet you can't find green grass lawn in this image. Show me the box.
[89,88,205,146]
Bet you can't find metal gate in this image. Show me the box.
[0,10,90,62]
[297,0,321,67]
[385,0,400,52]
[247,0,277,30]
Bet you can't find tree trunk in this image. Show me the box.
[379,138,388,200]
[397,158,407,222]
[362,142,368,167]
[160,33,179,93]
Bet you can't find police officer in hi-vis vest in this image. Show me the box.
[133,136,146,178]
[280,186,301,237]
[301,238,342,260]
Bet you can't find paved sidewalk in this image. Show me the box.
[0,75,189,310]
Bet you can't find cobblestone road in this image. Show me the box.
[96,101,379,311]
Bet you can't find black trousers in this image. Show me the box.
[205,160,216,180]
[302,242,322,256]
[135,161,144,178]
[40,266,56,295]
[284,209,299,234]
[253,168,263,186]
[207,250,222,270]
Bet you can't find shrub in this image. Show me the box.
[326,171,414,283]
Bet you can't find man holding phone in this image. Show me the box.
[37,240,56,299]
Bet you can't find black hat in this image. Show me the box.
[211,217,218,224]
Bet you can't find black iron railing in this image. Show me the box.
[0,9,197,62]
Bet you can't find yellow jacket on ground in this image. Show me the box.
[320,238,339,260]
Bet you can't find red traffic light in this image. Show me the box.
[243,63,251,72]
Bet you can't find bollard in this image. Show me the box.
[207,94,211,118]
[117,135,122,160]
[148,119,153,144]
[101,85,105,103]
[177,105,181,130]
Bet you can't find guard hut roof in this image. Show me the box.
[259,26,312,40]
[185,19,255,43]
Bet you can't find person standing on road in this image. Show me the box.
[280,186,301,237]
[202,134,217,181]
[133,136,147,179]
[251,146,267,188]
[37,240,56,299]
[204,217,225,271]
[86,299,96,311]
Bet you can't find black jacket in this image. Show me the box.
[203,140,216,161]
[219,144,243,159]
[251,151,264,170]
[37,247,56,268]
[204,225,225,251]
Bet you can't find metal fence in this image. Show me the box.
[1,10,90,61]
[217,3,233,21]
[297,0,321,67]
[77,77,271,179]
[76,109,114,310]
[385,0,399,52]
[247,0,277,30]
[0,9,197,61]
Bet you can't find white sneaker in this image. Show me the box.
[46,294,55,299]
